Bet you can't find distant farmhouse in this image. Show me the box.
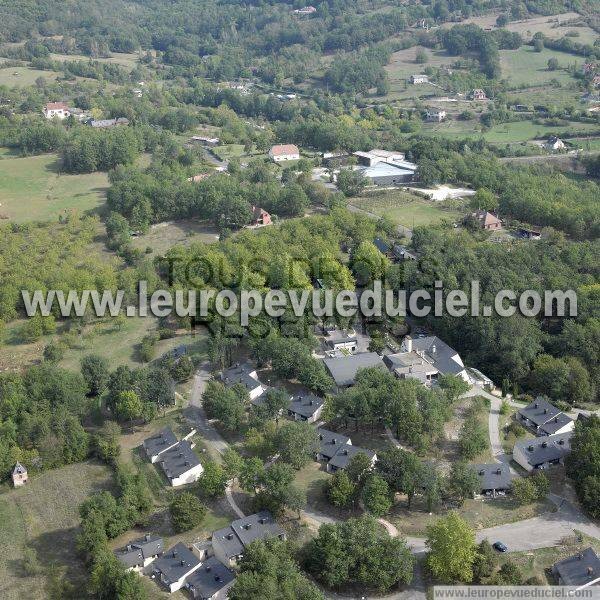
[383,335,470,386]
[88,117,129,128]
[425,109,446,122]
[250,206,272,227]
[470,88,487,101]
[553,547,600,587]
[470,210,502,231]
[212,511,286,567]
[323,352,386,388]
[410,74,429,84]
[12,462,27,487]
[44,101,70,119]
[220,363,264,400]
[517,398,575,436]
[293,5,316,14]
[269,144,300,162]
[115,534,163,572]
[513,432,572,472]
[544,136,566,152]
[190,135,220,146]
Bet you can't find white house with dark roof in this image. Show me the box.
[513,432,572,472]
[211,511,286,567]
[553,547,600,587]
[152,542,201,593]
[143,428,180,463]
[157,439,204,486]
[115,534,163,572]
[517,397,574,436]
[184,556,236,599]
[220,364,264,400]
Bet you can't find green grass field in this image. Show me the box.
[349,190,465,228]
[500,46,580,87]
[0,65,61,87]
[0,153,108,222]
[49,51,142,70]
[0,461,114,600]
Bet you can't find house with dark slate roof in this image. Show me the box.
[152,542,202,593]
[553,547,600,586]
[287,394,324,423]
[316,427,352,462]
[220,363,264,400]
[211,511,286,567]
[517,397,574,436]
[157,439,204,487]
[143,428,179,463]
[513,432,572,472]
[472,463,513,497]
[115,534,163,572]
[184,556,236,600]
[326,445,377,473]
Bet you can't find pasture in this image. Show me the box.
[0,64,61,87]
[349,189,465,228]
[0,153,108,222]
[0,461,114,600]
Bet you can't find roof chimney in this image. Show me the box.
[405,337,413,353]
[145,534,150,541]
[588,567,594,576]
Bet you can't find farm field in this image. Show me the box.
[49,51,142,70]
[0,461,114,600]
[0,64,61,87]
[0,153,108,222]
[386,46,454,82]
[446,12,598,44]
[500,46,581,87]
[349,190,465,228]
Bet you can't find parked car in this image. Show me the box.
[493,541,508,552]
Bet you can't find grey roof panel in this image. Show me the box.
[185,556,235,599]
[518,398,563,427]
[554,547,600,586]
[472,463,513,492]
[327,445,376,470]
[317,427,351,459]
[143,428,178,457]
[153,543,200,585]
[515,433,572,467]
[157,440,201,480]
[288,394,324,418]
[323,352,385,387]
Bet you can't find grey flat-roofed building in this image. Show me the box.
[153,542,201,593]
[513,432,573,472]
[358,162,416,186]
[184,556,236,600]
[327,445,377,473]
[288,394,324,423]
[323,352,385,387]
[472,463,513,496]
[212,511,286,567]
[316,427,352,461]
[553,547,600,586]
[143,427,179,462]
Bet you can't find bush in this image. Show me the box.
[169,492,206,532]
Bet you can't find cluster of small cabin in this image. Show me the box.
[115,510,286,598]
